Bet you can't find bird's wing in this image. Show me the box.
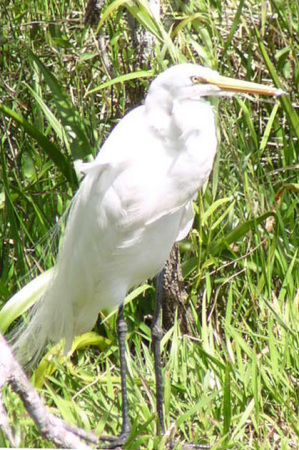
[94,106,148,167]
[80,160,109,175]
[175,200,195,241]
[76,105,199,247]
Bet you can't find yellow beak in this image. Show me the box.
[205,74,285,97]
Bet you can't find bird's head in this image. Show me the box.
[145,64,285,139]
[147,64,285,103]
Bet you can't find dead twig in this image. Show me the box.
[0,334,97,449]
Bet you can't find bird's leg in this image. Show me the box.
[152,271,211,450]
[116,304,131,438]
[99,304,131,448]
[152,268,166,435]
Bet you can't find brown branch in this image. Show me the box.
[0,334,208,449]
[0,334,97,449]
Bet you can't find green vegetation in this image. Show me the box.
[0,0,298,448]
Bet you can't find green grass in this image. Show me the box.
[0,0,298,448]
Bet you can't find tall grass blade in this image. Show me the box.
[0,104,77,186]
[254,27,299,140]
[28,50,93,159]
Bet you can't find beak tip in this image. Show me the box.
[274,88,287,97]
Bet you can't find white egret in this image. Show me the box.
[12,64,284,447]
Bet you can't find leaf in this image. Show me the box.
[102,283,152,323]
[275,183,299,206]
[28,50,93,159]
[0,270,53,334]
[170,13,208,39]
[0,104,77,186]
[236,98,258,149]
[210,211,277,256]
[71,331,111,352]
[33,332,111,388]
[259,103,279,153]
[97,0,161,40]
[25,83,65,141]
[254,27,299,139]
[96,0,180,63]
[222,0,245,59]
[176,392,219,427]
[223,364,232,437]
[126,0,161,39]
[86,70,154,96]
[97,0,133,33]
[231,399,255,440]
[201,196,234,225]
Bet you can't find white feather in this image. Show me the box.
[12,64,218,364]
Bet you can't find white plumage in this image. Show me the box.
[12,64,282,364]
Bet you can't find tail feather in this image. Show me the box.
[10,189,85,366]
[9,170,126,366]
[10,268,75,367]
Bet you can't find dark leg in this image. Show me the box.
[151,268,166,435]
[99,304,131,448]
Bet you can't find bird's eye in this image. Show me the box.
[191,76,209,84]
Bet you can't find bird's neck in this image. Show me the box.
[145,93,215,145]
[144,90,173,137]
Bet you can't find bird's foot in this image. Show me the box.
[171,441,210,449]
[99,426,131,449]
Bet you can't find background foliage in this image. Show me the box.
[0,0,298,448]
